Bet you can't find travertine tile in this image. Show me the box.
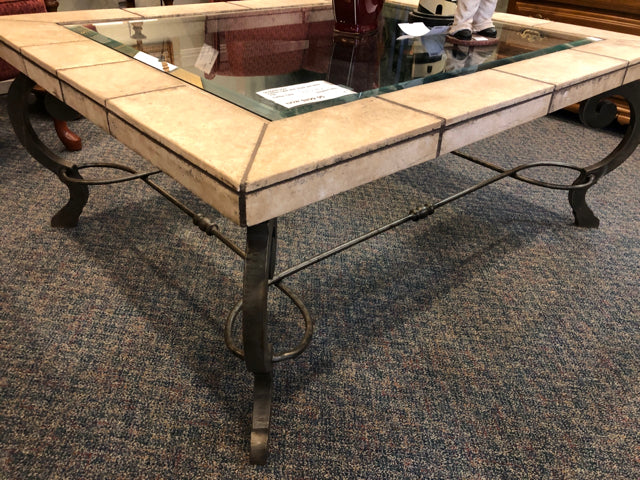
[625,63,640,84]
[440,94,551,154]
[108,113,241,224]
[23,59,62,99]
[494,49,626,90]
[61,83,109,132]
[244,130,440,225]
[122,2,246,19]
[538,22,639,42]
[5,9,141,24]
[0,20,83,49]
[0,40,26,75]
[382,70,554,126]
[246,98,441,190]
[106,86,267,190]
[575,39,640,65]
[549,69,626,111]
[492,12,550,28]
[57,59,184,105]
[22,40,130,75]
[228,0,331,9]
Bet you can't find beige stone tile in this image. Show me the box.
[122,2,247,19]
[382,70,554,126]
[246,98,441,190]
[108,113,241,224]
[61,83,109,132]
[494,49,627,90]
[440,94,551,154]
[0,19,83,50]
[22,40,130,75]
[550,69,627,111]
[538,22,639,42]
[574,39,640,65]
[625,63,640,84]
[6,9,142,24]
[106,86,267,190]
[57,59,184,105]
[492,12,550,28]
[0,40,26,75]
[228,0,331,10]
[24,59,62,99]
[244,130,440,225]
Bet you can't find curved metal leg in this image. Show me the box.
[570,80,640,227]
[243,219,277,464]
[7,74,88,228]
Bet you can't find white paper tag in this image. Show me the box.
[257,81,354,108]
[194,43,219,74]
[397,22,430,40]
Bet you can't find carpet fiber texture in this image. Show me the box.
[1,94,639,479]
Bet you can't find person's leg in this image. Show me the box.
[471,0,498,33]
[450,0,481,34]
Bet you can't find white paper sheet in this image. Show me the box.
[257,81,355,108]
[398,22,430,38]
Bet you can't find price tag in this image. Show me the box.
[257,81,355,108]
[194,43,219,74]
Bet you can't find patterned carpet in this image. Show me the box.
[1,93,639,479]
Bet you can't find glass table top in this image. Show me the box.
[67,4,597,120]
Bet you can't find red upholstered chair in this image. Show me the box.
[1,0,82,151]
[0,1,47,86]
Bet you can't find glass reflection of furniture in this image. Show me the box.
[4,0,640,465]
[68,4,597,120]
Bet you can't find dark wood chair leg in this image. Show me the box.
[44,0,59,12]
[54,119,82,152]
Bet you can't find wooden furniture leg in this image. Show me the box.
[54,119,82,152]
[44,0,58,12]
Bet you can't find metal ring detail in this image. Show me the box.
[225,282,314,363]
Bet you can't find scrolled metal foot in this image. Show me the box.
[568,177,599,228]
[51,166,89,228]
[569,80,640,227]
[8,74,88,228]
[250,372,273,465]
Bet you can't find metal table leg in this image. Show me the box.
[7,74,88,228]
[569,81,640,227]
[242,220,277,464]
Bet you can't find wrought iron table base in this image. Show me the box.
[8,74,640,464]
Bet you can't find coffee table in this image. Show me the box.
[1,0,640,464]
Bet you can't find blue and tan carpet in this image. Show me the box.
[1,94,639,479]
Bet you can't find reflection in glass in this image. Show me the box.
[67,4,595,120]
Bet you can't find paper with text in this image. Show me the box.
[257,81,355,108]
